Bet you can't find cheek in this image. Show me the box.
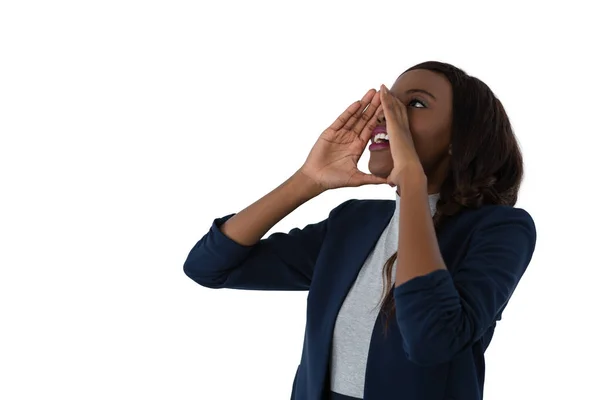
[409,118,450,157]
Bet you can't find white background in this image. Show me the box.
[1,1,599,399]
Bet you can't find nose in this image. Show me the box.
[376,114,386,125]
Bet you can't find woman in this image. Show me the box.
[184,61,537,400]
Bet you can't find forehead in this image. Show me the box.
[391,69,452,101]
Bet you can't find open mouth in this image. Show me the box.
[371,132,389,144]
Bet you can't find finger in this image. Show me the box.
[352,91,381,135]
[349,171,388,187]
[341,89,376,131]
[358,104,382,143]
[380,85,395,116]
[380,87,391,119]
[381,84,407,117]
[328,89,375,131]
[328,100,363,131]
[380,86,403,128]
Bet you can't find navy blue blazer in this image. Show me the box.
[184,198,536,400]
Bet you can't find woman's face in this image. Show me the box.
[368,69,453,188]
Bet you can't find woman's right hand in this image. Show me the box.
[299,89,387,190]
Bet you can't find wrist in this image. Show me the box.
[396,163,427,189]
[292,169,326,198]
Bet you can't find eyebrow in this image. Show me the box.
[405,89,437,101]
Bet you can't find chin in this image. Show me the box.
[368,152,394,178]
[367,163,393,179]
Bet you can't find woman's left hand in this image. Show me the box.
[379,84,423,187]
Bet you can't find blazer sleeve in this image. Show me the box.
[183,200,352,291]
[393,206,537,366]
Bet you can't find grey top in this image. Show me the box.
[329,192,440,398]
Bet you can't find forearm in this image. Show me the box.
[395,167,447,287]
[220,170,325,246]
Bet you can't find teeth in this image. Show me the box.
[373,133,389,143]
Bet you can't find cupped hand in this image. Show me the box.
[379,84,422,187]
[299,89,387,190]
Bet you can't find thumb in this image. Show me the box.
[350,171,388,187]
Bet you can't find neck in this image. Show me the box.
[396,185,439,196]
[395,174,441,196]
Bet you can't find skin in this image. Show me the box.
[369,69,453,194]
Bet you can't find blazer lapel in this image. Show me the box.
[305,199,395,398]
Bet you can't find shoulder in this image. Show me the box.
[459,205,535,233]
[454,205,537,256]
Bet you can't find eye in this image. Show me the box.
[408,98,427,108]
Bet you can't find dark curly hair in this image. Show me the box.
[378,61,524,331]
